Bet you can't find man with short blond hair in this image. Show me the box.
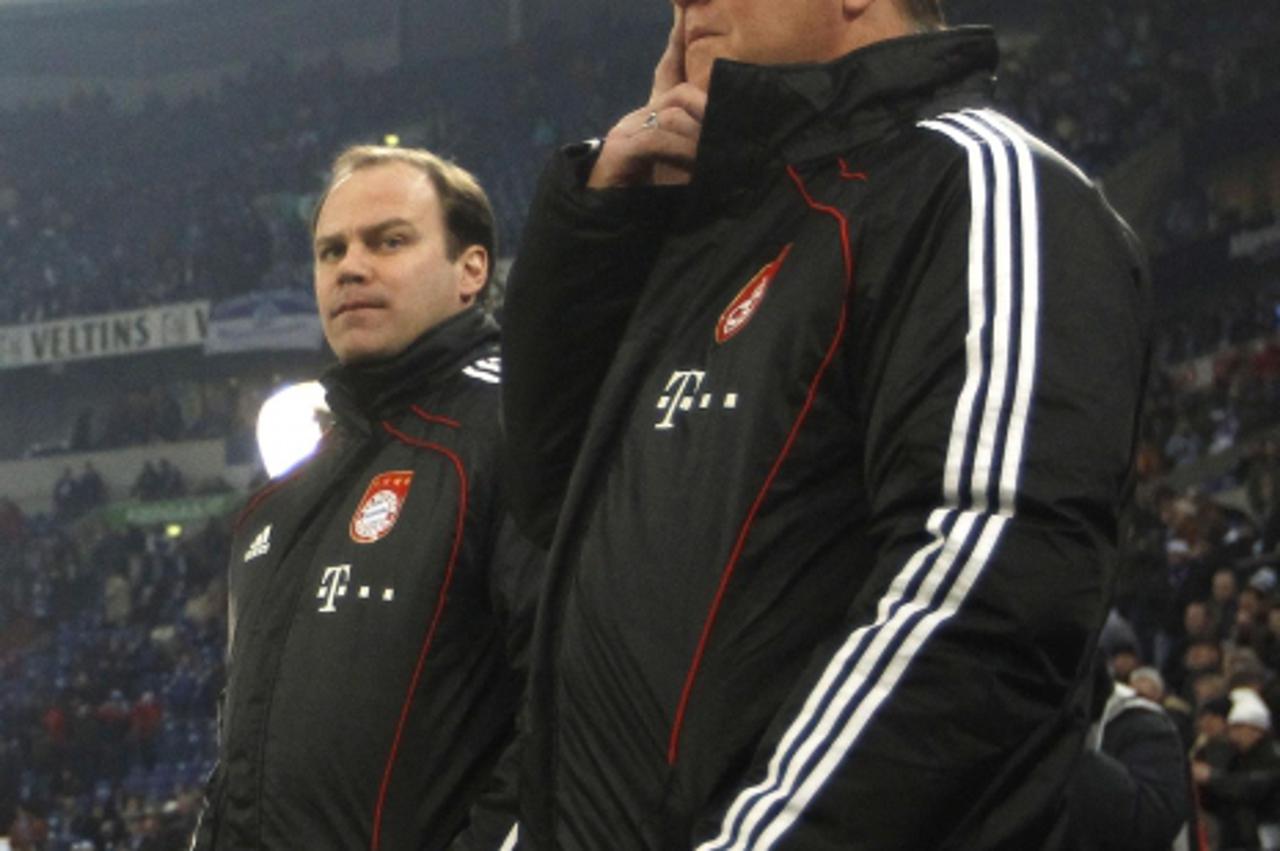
[502,0,1150,846]
[312,146,497,306]
[194,145,540,850]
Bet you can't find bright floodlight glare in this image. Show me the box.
[256,381,329,478]
[384,133,401,147]
[165,524,183,539]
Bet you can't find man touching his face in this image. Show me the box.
[502,0,1150,848]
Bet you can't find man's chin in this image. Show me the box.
[332,339,400,366]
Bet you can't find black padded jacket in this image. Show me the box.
[195,308,542,851]
[501,27,1151,850]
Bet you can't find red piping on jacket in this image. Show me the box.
[233,427,341,534]
[231,456,314,534]
[410,405,461,430]
[666,164,857,766]
[370,420,469,850]
[837,158,868,182]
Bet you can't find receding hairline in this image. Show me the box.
[312,163,439,236]
[311,143,499,294]
[312,154,449,235]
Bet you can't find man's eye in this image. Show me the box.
[382,234,407,249]
[318,245,342,261]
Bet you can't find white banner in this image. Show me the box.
[205,289,323,354]
[0,301,209,370]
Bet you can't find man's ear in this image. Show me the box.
[457,245,489,304]
[842,0,875,17]
[841,0,915,42]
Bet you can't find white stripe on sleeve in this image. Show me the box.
[698,110,1041,850]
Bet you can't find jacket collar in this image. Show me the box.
[321,306,497,432]
[692,27,997,195]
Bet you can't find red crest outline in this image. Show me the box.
[716,243,794,344]
[350,471,414,544]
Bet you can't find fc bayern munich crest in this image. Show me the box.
[350,471,414,544]
[716,243,793,344]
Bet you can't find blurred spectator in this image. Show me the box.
[1131,666,1196,749]
[1196,689,1280,849]
[146,387,183,444]
[102,570,130,628]
[0,497,27,545]
[8,802,50,851]
[1212,568,1242,640]
[1100,607,1145,680]
[1225,655,1280,736]
[1261,609,1280,674]
[1247,441,1280,553]
[53,468,76,519]
[1166,601,1222,697]
[129,459,186,503]
[1195,696,1236,771]
[1235,582,1275,652]
[1109,640,1144,685]
[129,692,162,773]
[95,690,130,781]
[52,464,109,522]
[78,464,104,511]
[1068,659,1196,850]
[1191,696,1237,851]
[1180,640,1228,711]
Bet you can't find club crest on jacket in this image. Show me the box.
[350,471,414,544]
[715,243,793,344]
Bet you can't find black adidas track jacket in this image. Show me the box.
[195,309,542,850]
[502,27,1151,850]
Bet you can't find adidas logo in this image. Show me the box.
[243,525,272,563]
[462,356,501,385]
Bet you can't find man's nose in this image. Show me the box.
[336,244,371,284]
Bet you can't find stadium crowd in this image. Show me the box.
[0,2,1277,848]
[0,508,225,849]
[0,1,1275,327]
[997,0,1278,175]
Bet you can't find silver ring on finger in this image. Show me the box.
[643,110,660,131]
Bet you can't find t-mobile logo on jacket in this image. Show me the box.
[655,369,739,430]
[316,563,397,613]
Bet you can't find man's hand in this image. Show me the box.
[587,7,707,189]
[1191,761,1213,785]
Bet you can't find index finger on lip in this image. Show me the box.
[651,5,686,98]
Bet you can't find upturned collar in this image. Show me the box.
[321,306,498,431]
[692,27,998,196]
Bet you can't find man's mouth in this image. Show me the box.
[332,300,384,318]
